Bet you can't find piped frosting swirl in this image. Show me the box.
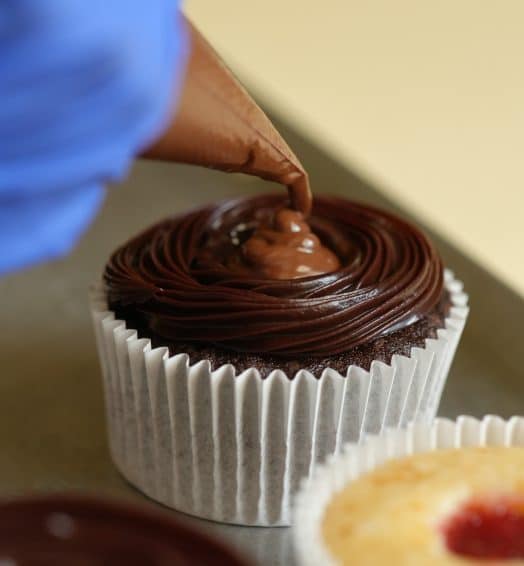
[105,195,444,357]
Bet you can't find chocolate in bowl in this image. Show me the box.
[104,194,448,376]
[0,494,250,565]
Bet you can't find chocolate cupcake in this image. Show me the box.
[0,493,249,565]
[294,416,524,565]
[90,193,468,525]
[91,13,467,527]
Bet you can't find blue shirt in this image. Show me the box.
[0,0,187,273]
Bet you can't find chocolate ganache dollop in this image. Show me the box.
[105,195,444,357]
[0,495,250,565]
[222,207,340,279]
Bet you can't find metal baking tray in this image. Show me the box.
[2,117,522,565]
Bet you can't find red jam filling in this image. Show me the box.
[442,496,524,560]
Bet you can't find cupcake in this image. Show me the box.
[293,416,524,565]
[91,15,467,526]
[0,493,250,565]
[91,193,467,526]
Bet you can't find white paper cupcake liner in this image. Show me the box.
[89,269,468,526]
[293,415,524,566]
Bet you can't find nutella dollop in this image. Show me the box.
[224,207,340,279]
[105,195,444,357]
[142,16,312,216]
[0,494,249,565]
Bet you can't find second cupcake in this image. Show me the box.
[293,416,524,565]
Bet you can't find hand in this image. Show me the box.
[0,0,188,273]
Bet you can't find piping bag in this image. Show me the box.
[141,16,312,216]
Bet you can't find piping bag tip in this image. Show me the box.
[142,15,312,216]
[288,173,312,217]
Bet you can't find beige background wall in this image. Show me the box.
[185,0,524,296]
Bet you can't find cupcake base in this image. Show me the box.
[90,270,468,526]
[111,291,452,377]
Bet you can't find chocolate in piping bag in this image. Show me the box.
[142,17,312,216]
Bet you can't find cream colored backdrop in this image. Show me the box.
[186,0,524,296]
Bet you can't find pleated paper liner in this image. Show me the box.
[90,269,468,526]
[293,415,524,565]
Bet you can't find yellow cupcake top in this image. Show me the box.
[322,446,524,565]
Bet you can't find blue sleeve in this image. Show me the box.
[0,0,188,274]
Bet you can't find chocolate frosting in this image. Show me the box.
[226,207,340,279]
[105,195,444,357]
[0,494,249,565]
[142,17,312,216]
